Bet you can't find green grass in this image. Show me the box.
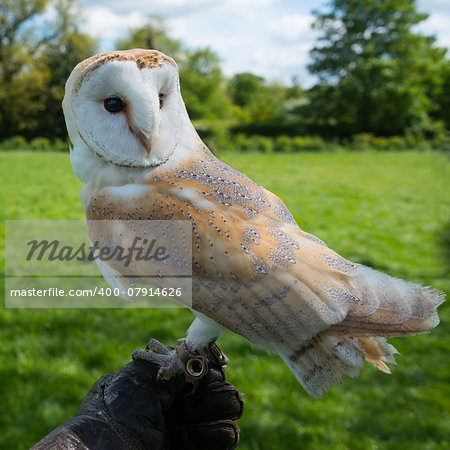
[1,150,449,449]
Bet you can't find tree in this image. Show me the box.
[0,0,97,140]
[179,48,233,121]
[39,0,97,139]
[228,73,304,136]
[229,73,266,108]
[305,0,448,138]
[116,17,183,60]
[432,59,450,131]
[0,0,50,139]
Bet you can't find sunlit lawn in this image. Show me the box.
[0,150,448,449]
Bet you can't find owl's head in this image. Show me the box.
[63,49,188,170]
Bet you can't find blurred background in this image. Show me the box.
[0,0,449,449]
[1,0,450,150]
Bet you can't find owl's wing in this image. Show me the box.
[85,180,362,344]
[87,174,441,337]
[86,175,443,397]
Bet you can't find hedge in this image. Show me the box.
[1,132,448,153]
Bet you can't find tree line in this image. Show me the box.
[1,0,449,150]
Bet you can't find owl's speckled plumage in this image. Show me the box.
[63,49,444,398]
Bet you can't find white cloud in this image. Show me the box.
[226,0,275,6]
[417,13,450,49]
[247,41,315,84]
[78,1,318,86]
[418,0,450,9]
[80,0,221,18]
[270,14,315,43]
[81,0,276,20]
[166,17,190,41]
[77,0,450,87]
[81,6,147,39]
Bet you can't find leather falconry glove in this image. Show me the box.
[32,341,244,450]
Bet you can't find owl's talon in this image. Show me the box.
[145,338,170,354]
[132,338,227,383]
[132,339,184,381]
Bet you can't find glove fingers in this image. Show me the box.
[167,420,240,450]
[173,383,244,424]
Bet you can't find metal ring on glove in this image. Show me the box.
[185,357,206,378]
[207,342,228,366]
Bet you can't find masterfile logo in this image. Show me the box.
[26,236,170,266]
[5,220,192,308]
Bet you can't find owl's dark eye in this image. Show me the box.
[159,93,164,109]
[104,97,125,113]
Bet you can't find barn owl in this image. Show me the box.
[63,49,444,398]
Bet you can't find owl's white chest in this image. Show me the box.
[70,141,150,211]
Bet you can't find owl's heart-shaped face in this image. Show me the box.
[63,50,182,168]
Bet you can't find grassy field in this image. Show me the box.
[0,150,449,449]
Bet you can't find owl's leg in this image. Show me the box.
[132,338,186,381]
[186,313,228,348]
[132,314,228,381]
[132,337,228,382]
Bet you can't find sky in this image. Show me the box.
[77,0,450,87]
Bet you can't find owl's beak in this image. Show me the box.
[129,124,152,156]
[137,129,152,156]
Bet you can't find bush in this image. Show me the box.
[350,133,375,150]
[196,122,230,152]
[228,135,273,153]
[0,136,28,150]
[231,133,259,152]
[30,137,53,151]
[370,136,391,150]
[0,136,70,152]
[1,131,446,154]
[349,134,412,151]
[273,135,293,152]
[291,136,329,151]
[247,135,273,153]
[429,132,450,150]
[53,138,69,152]
[386,136,406,150]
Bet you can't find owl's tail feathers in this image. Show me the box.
[272,266,445,398]
[359,336,399,374]
[337,265,446,337]
[273,334,399,398]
